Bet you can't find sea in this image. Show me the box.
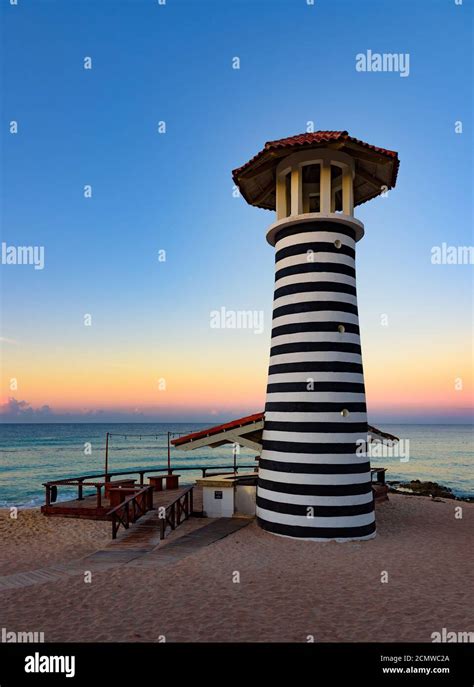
[0,423,473,507]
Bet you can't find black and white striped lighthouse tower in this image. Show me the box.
[233,131,399,541]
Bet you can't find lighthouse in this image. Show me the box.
[232,131,399,541]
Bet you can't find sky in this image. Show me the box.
[0,0,472,424]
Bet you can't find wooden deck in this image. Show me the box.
[42,481,387,520]
[41,485,203,520]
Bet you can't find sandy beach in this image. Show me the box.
[0,509,110,577]
[1,494,473,643]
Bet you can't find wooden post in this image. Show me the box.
[96,485,102,508]
[77,480,83,501]
[45,485,51,507]
[105,432,110,481]
[189,487,194,515]
[167,431,171,474]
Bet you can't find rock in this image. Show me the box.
[398,480,454,499]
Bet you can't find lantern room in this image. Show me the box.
[232,130,399,244]
[275,149,354,218]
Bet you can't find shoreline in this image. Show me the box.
[387,480,474,503]
[3,480,473,511]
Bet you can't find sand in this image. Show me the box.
[0,509,110,576]
[0,495,473,643]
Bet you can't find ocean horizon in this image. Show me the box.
[0,422,473,507]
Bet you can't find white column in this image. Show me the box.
[320,160,331,214]
[343,168,354,216]
[276,173,287,220]
[290,166,301,216]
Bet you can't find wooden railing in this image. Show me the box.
[108,485,154,539]
[42,464,255,506]
[159,486,194,540]
[371,467,387,484]
[43,480,106,508]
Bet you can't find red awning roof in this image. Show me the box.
[171,411,398,450]
[171,412,264,447]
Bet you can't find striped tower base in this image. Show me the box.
[256,219,375,541]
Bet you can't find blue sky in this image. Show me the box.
[0,0,472,424]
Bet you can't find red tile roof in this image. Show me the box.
[233,131,397,177]
[171,412,264,447]
[232,130,400,210]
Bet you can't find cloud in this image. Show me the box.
[0,398,158,423]
[0,397,53,418]
[0,398,250,423]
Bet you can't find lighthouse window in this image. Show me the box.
[334,239,342,249]
[337,324,345,333]
[285,171,291,217]
[341,408,350,417]
[302,164,321,214]
[331,165,343,213]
